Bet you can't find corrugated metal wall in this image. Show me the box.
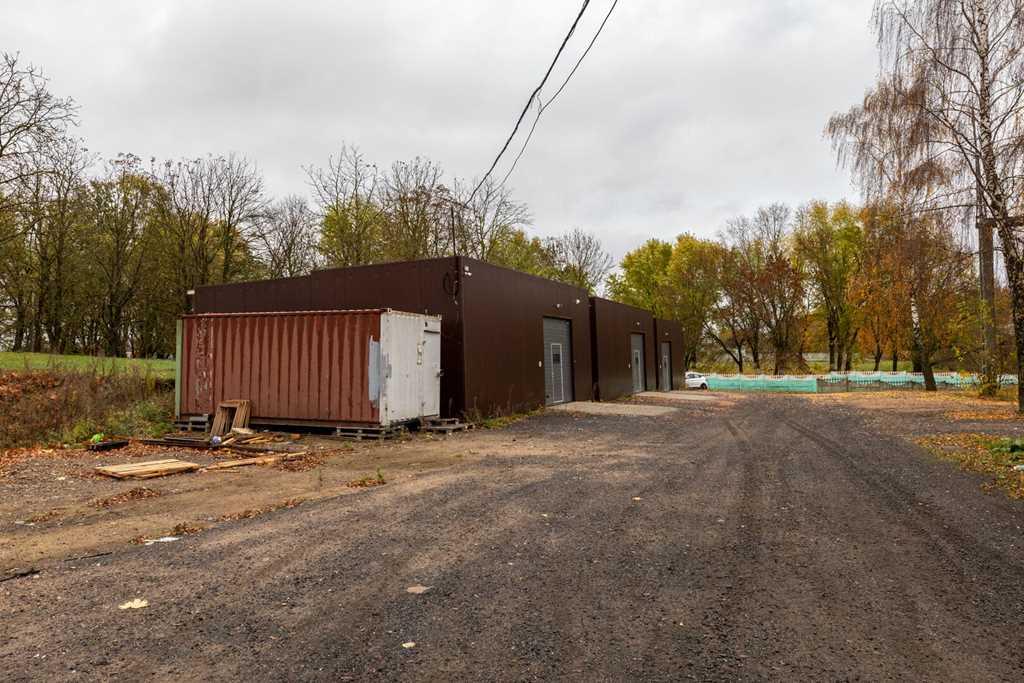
[460,258,593,416]
[180,310,383,426]
[589,298,657,401]
[654,318,686,390]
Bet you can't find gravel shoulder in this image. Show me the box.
[2,392,1024,681]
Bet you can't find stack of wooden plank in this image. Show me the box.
[96,459,200,480]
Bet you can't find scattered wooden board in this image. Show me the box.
[139,438,217,450]
[96,459,200,480]
[203,452,307,471]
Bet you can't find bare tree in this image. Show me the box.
[380,157,450,261]
[451,176,532,261]
[873,0,1024,405]
[215,153,266,282]
[0,52,78,223]
[254,195,320,278]
[306,143,384,267]
[544,228,614,293]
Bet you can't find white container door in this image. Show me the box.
[420,328,441,417]
[381,311,442,424]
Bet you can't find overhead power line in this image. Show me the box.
[499,0,620,188]
[467,1,596,204]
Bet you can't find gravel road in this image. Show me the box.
[3,394,1024,681]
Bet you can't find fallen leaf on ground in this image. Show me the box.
[401,642,416,649]
[406,584,432,594]
[118,599,148,610]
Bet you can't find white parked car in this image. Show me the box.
[685,371,709,390]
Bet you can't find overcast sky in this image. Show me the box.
[3,0,879,259]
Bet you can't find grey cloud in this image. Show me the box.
[2,0,878,260]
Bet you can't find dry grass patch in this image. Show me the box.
[217,497,305,522]
[915,433,1024,499]
[170,521,205,536]
[24,509,62,524]
[273,452,326,472]
[91,487,162,508]
[347,468,386,488]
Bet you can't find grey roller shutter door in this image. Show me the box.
[543,318,573,405]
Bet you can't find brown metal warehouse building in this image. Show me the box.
[191,256,685,419]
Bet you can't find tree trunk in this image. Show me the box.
[827,318,837,372]
[873,340,882,372]
[921,353,937,392]
[891,345,899,372]
[12,309,26,352]
[1005,256,1024,413]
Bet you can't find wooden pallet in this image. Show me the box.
[211,400,252,437]
[422,420,471,435]
[96,459,200,480]
[427,418,461,426]
[332,424,407,441]
[175,415,210,433]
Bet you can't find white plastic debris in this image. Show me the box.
[142,536,180,546]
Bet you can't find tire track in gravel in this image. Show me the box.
[782,408,1024,679]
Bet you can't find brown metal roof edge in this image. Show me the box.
[589,296,656,319]
[460,256,591,296]
[312,255,460,277]
[180,308,396,319]
[193,272,313,293]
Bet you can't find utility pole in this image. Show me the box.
[977,210,1024,382]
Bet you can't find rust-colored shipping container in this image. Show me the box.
[176,309,441,428]
[653,318,686,391]
[589,298,657,401]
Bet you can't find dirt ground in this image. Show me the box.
[0,428,550,567]
[2,390,1024,680]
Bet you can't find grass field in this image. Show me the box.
[0,352,175,379]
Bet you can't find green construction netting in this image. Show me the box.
[707,372,1016,394]
[707,376,819,393]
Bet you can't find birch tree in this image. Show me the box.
[874,0,1024,406]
